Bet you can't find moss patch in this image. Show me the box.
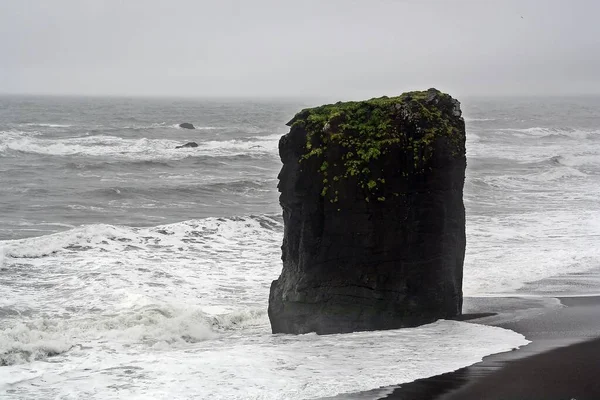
[289,88,464,201]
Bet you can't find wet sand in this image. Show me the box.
[382,295,600,400]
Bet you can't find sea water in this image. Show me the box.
[1,95,598,399]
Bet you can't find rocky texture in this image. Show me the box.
[268,88,466,334]
[179,123,195,129]
[175,141,198,149]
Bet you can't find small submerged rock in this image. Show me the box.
[175,142,198,149]
[179,123,195,130]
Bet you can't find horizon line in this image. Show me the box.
[2,91,600,101]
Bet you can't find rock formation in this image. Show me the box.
[175,142,198,149]
[179,123,195,129]
[268,88,466,334]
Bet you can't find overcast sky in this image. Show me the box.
[1,0,598,98]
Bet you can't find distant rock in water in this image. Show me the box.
[175,142,198,149]
[268,88,467,334]
[179,123,195,129]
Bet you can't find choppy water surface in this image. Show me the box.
[1,95,599,399]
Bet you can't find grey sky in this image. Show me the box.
[1,0,598,98]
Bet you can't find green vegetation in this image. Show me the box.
[290,89,464,202]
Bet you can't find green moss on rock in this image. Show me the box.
[288,88,464,200]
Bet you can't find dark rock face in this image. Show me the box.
[179,123,195,129]
[268,88,466,334]
[175,142,198,149]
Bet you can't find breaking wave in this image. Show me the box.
[0,304,268,366]
[550,153,600,167]
[0,133,281,160]
[2,215,282,259]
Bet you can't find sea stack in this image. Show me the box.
[268,88,466,334]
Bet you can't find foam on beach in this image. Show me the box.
[0,317,528,399]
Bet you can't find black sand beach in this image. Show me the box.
[381,295,600,400]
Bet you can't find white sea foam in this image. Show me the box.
[0,318,528,399]
[0,305,269,366]
[463,121,600,296]
[0,216,279,369]
[0,322,73,366]
[0,133,281,159]
[0,214,532,398]
[0,129,43,139]
[4,206,599,312]
[23,123,73,128]
[0,304,221,366]
[3,215,280,259]
[464,210,600,295]
[1,216,284,318]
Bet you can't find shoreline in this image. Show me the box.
[376,295,600,399]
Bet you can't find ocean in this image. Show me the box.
[0,94,599,399]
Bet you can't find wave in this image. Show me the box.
[0,318,529,399]
[0,215,282,365]
[64,159,174,170]
[0,215,280,366]
[0,213,284,361]
[72,178,273,202]
[0,322,72,366]
[480,163,587,187]
[0,129,43,138]
[497,127,598,139]
[0,133,282,160]
[196,179,274,196]
[2,214,282,259]
[0,304,269,365]
[464,117,496,122]
[525,166,587,181]
[0,130,42,153]
[3,223,135,258]
[0,216,282,366]
[122,123,226,131]
[550,153,600,167]
[125,122,177,130]
[464,209,600,296]
[83,124,249,135]
[23,123,72,128]
[169,124,225,130]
